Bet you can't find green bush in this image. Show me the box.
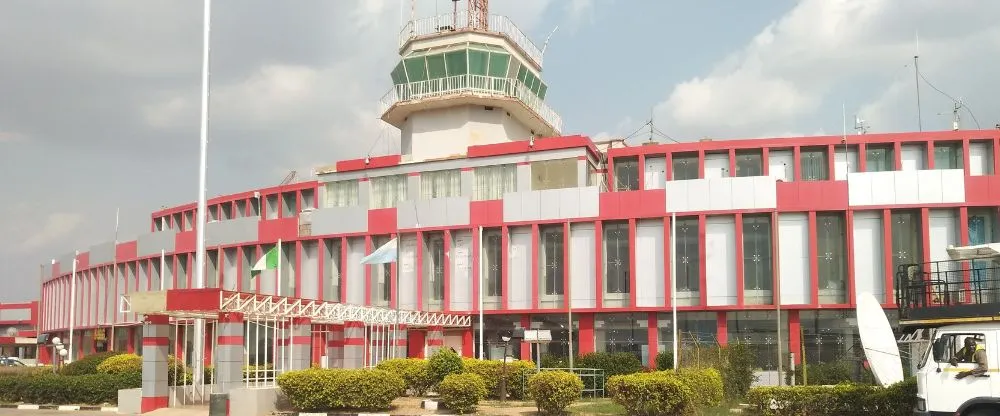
[655,351,675,371]
[0,373,139,405]
[60,351,122,376]
[540,353,571,369]
[721,343,758,401]
[607,372,695,416]
[0,366,53,376]
[93,353,192,386]
[745,378,917,416]
[276,368,405,412]
[528,371,584,415]
[786,361,876,386]
[437,373,487,415]
[428,348,464,385]
[675,368,724,409]
[376,358,434,396]
[577,352,643,378]
[461,358,536,400]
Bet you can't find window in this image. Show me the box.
[613,157,639,191]
[816,213,848,294]
[866,145,894,172]
[891,210,923,288]
[280,192,296,218]
[603,222,630,294]
[421,169,461,199]
[300,190,315,210]
[539,225,564,296]
[370,175,407,209]
[265,195,279,219]
[736,150,763,177]
[968,208,997,292]
[483,229,503,298]
[423,232,445,303]
[323,239,341,302]
[969,141,994,176]
[530,159,577,191]
[742,215,772,291]
[474,164,517,200]
[800,147,829,180]
[325,181,359,208]
[933,333,986,364]
[675,218,700,292]
[371,236,392,305]
[672,153,698,180]
[935,142,964,170]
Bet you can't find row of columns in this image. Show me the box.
[139,313,447,413]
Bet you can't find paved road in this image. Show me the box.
[0,411,110,416]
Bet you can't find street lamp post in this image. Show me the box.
[499,334,511,405]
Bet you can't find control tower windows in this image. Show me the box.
[473,164,516,200]
[370,175,408,209]
[421,169,461,200]
[531,159,577,191]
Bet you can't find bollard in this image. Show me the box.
[209,392,229,416]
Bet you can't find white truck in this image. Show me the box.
[913,323,1000,416]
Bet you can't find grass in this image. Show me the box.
[569,399,625,415]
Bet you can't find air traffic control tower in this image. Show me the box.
[378,0,562,163]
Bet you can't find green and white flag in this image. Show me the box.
[251,244,279,277]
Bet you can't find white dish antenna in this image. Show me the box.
[856,292,904,386]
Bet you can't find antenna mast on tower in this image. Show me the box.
[469,0,488,30]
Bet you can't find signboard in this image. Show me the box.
[521,329,552,344]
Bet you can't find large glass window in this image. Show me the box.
[613,157,639,191]
[371,235,392,306]
[603,222,630,294]
[935,142,964,170]
[423,232,446,306]
[817,213,848,299]
[530,159,577,191]
[727,311,788,371]
[323,239,341,302]
[657,312,718,355]
[800,310,860,368]
[891,210,923,290]
[539,225,564,296]
[595,313,648,364]
[675,218,700,292]
[473,164,516,200]
[444,50,467,77]
[473,315,522,361]
[866,144,894,172]
[420,169,461,199]
[325,180,359,208]
[736,149,763,177]
[672,153,698,180]
[742,215,772,291]
[483,228,503,298]
[391,47,548,99]
[800,147,829,180]
[370,175,407,209]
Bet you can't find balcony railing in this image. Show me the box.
[399,10,544,67]
[896,258,1000,325]
[379,74,563,133]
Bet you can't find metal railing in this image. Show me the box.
[379,74,562,133]
[896,258,1000,321]
[399,10,543,67]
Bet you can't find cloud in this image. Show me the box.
[654,0,1000,140]
[20,213,85,252]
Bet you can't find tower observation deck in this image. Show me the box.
[379,3,562,163]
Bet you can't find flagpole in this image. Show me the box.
[191,0,213,390]
[671,211,678,370]
[477,226,484,360]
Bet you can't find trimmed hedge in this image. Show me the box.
[437,373,487,415]
[607,372,695,416]
[527,371,584,415]
[655,351,674,371]
[785,361,876,386]
[94,353,192,385]
[276,368,405,412]
[0,373,138,405]
[745,378,917,416]
[674,368,724,409]
[577,352,643,378]
[375,358,434,396]
[428,348,464,385]
[461,358,536,400]
[60,351,122,375]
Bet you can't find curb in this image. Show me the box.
[292,413,456,416]
[0,404,118,412]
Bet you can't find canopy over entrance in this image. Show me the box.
[119,288,472,328]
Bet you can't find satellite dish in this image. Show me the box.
[3,327,16,337]
[856,292,904,386]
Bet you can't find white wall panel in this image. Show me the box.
[769,150,794,181]
[636,220,664,307]
[704,153,730,178]
[665,176,777,213]
[345,238,365,305]
[706,216,737,306]
[778,213,810,305]
[834,147,859,180]
[848,170,966,206]
[398,235,418,310]
[222,248,237,291]
[901,144,926,170]
[929,210,959,281]
[300,242,319,300]
[852,211,885,302]
[508,228,532,310]
[970,142,993,176]
[570,224,597,308]
[645,157,666,190]
[450,230,473,311]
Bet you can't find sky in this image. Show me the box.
[1,0,998,302]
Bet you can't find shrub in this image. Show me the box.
[94,353,192,386]
[786,361,876,386]
[437,373,487,415]
[607,372,695,416]
[745,378,916,416]
[0,366,53,376]
[675,368,724,409]
[376,358,434,395]
[540,354,571,369]
[428,348,464,385]
[528,371,583,415]
[721,343,757,401]
[577,352,643,378]
[60,351,122,376]
[0,373,139,405]
[655,351,674,371]
[461,358,536,400]
[277,368,405,412]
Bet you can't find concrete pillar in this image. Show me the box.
[215,312,244,393]
[426,326,445,357]
[343,321,365,369]
[327,324,344,368]
[277,318,312,371]
[392,325,407,359]
[140,314,169,414]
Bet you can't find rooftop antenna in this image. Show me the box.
[913,30,923,132]
[468,0,488,30]
[280,170,297,186]
[937,99,964,131]
[855,115,869,135]
[541,26,559,55]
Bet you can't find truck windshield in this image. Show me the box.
[917,339,933,369]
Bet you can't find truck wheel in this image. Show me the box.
[967,407,1000,416]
